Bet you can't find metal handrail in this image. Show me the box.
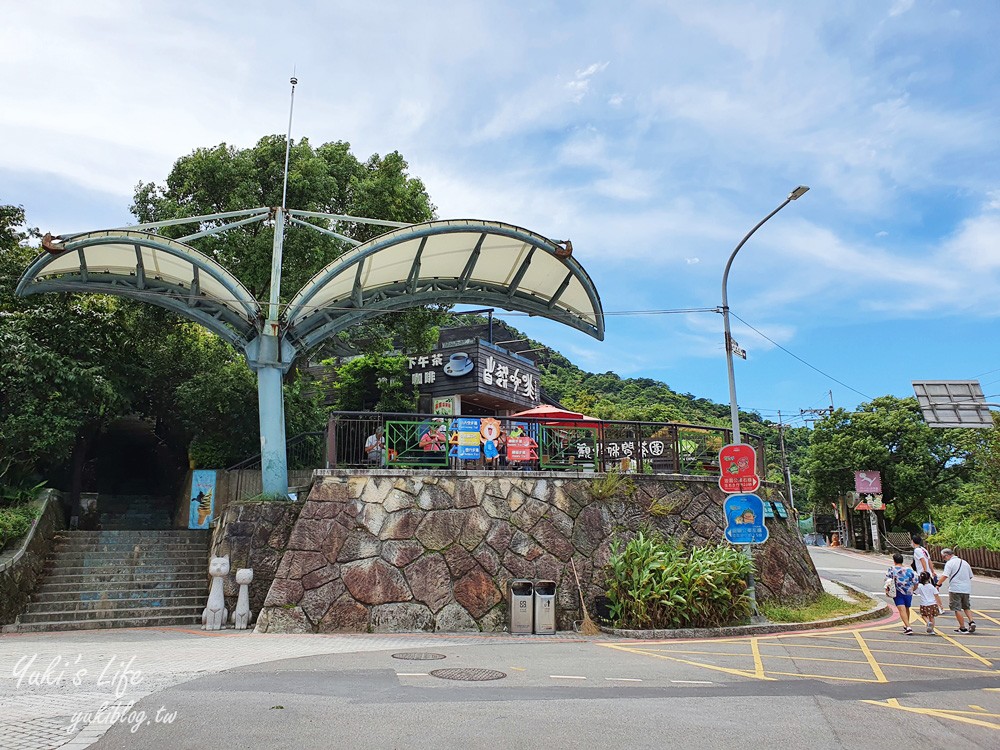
[226,431,325,471]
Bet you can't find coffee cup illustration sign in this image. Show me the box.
[443,352,474,377]
[718,443,759,494]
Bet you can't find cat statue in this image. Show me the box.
[232,568,254,630]
[202,555,230,631]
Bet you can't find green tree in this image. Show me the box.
[803,395,976,527]
[945,412,1000,524]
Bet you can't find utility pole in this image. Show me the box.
[777,411,795,510]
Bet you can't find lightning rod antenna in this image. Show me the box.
[281,74,297,211]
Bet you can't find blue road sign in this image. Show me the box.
[724,494,770,545]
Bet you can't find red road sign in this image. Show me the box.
[718,444,760,494]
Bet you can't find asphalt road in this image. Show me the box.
[809,545,1000,614]
[89,550,1000,750]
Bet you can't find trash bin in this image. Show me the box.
[533,580,556,634]
[509,580,534,634]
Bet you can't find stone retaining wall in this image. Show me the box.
[251,470,820,634]
[0,490,65,626]
[209,499,304,616]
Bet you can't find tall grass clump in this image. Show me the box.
[929,519,1000,552]
[605,530,752,629]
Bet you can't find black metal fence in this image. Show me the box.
[325,411,766,476]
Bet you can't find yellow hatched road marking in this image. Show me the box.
[934,629,993,666]
[603,644,774,681]
[878,662,999,675]
[863,698,1000,731]
[973,611,1000,627]
[854,631,888,683]
[751,638,765,679]
[767,671,879,683]
[761,642,983,660]
[752,653,868,665]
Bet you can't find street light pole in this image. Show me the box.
[721,185,809,444]
[720,185,808,619]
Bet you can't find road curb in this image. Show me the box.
[598,582,891,639]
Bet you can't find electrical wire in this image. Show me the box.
[728,311,872,401]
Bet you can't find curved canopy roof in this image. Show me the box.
[284,219,605,349]
[17,218,605,356]
[16,230,261,347]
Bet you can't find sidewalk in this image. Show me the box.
[0,628,583,750]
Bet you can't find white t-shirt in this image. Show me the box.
[912,546,932,575]
[943,556,973,594]
[916,582,939,606]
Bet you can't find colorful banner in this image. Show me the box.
[718,444,760,493]
[188,470,217,529]
[449,418,481,459]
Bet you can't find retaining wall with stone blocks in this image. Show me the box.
[0,490,66,626]
[247,470,820,634]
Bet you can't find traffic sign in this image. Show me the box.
[718,444,760,493]
[723,494,770,545]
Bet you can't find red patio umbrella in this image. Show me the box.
[509,405,602,428]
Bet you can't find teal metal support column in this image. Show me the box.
[256,361,288,496]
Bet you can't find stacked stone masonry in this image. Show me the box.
[234,470,821,634]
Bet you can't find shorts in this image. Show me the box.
[919,604,940,618]
[892,593,912,608]
[949,592,971,611]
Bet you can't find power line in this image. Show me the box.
[728,311,872,402]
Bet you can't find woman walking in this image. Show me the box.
[885,552,917,635]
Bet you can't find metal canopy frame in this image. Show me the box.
[17,208,605,497]
[17,228,263,348]
[285,219,605,349]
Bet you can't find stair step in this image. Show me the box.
[26,595,205,614]
[32,587,206,603]
[10,614,203,633]
[18,604,203,624]
[37,577,207,593]
[50,552,209,565]
[55,531,209,541]
[54,541,211,552]
[44,562,207,574]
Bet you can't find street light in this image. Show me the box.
[720,185,808,620]
[721,186,809,444]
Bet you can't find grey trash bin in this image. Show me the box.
[533,580,556,634]
[509,580,534,634]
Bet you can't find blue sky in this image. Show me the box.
[2,1,999,425]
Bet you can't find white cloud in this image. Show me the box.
[889,0,915,17]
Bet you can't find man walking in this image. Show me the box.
[911,534,935,583]
[937,548,976,633]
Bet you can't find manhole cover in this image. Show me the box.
[430,668,506,682]
[391,652,447,661]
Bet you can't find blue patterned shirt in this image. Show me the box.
[889,565,916,595]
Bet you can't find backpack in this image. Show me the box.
[884,569,897,598]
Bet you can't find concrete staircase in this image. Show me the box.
[97,494,176,530]
[12,529,209,633]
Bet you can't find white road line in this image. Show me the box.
[397,673,429,676]
[550,675,587,680]
[671,680,714,685]
[605,677,643,682]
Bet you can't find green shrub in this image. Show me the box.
[929,519,1000,552]
[605,530,752,629]
[0,504,39,548]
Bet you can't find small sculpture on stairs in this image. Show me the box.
[202,556,230,631]
[232,568,254,630]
